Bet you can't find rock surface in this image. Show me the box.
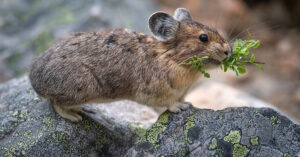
[0,0,157,82]
[0,76,158,157]
[126,107,300,157]
[0,76,300,157]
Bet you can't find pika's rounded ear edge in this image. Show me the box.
[173,8,192,21]
[148,12,179,41]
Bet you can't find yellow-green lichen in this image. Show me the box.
[176,148,187,157]
[184,114,195,143]
[233,144,249,157]
[43,117,54,127]
[142,112,170,149]
[283,153,291,157]
[130,123,147,140]
[223,130,241,144]
[52,131,69,145]
[250,136,259,146]
[80,118,93,132]
[209,137,217,150]
[218,115,223,120]
[270,116,281,125]
[216,148,223,157]
[3,130,36,157]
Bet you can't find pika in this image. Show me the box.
[29,8,231,122]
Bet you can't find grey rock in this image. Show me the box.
[126,105,300,157]
[1,76,300,156]
[0,76,157,157]
[0,0,158,82]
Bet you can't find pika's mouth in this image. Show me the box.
[208,58,222,65]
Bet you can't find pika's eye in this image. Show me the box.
[199,34,208,42]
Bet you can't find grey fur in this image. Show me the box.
[173,8,192,22]
[148,12,179,41]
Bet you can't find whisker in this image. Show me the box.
[229,19,278,43]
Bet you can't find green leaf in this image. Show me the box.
[237,67,246,74]
[250,54,255,63]
[256,64,264,73]
[204,73,210,78]
[185,38,262,78]
[253,40,260,48]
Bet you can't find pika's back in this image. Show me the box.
[29,28,160,100]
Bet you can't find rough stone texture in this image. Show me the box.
[0,76,158,157]
[0,0,157,82]
[1,76,300,157]
[126,107,300,157]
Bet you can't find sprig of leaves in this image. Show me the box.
[186,56,211,78]
[182,39,264,78]
[221,39,263,76]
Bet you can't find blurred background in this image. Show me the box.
[0,0,299,121]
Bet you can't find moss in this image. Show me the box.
[184,114,195,143]
[30,31,54,55]
[250,136,259,146]
[223,130,241,144]
[209,137,217,150]
[283,153,291,157]
[52,131,69,145]
[270,116,281,125]
[43,117,54,127]
[232,144,249,157]
[139,112,170,149]
[130,123,147,139]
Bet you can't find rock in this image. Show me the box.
[0,0,158,82]
[126,106,300,157]
[185,80,272,110]
[1,76,299,156]
[0,76,158,156]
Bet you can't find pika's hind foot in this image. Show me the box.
[53,104,82,122]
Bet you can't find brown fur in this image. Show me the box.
[29,10,230,122]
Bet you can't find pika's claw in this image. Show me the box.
[179,102,192,110]
[168,105,182,113]
[168,102,192,113]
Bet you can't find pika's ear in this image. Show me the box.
[173,8,192,21]
[149,12,179,41]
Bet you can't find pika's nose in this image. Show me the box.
[223,43,232,57]
[224,51,229,56]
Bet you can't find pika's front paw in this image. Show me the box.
[167,102,192,113]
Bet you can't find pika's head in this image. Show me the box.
[149,8,231,64]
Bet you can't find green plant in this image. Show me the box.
[182,39,264,78]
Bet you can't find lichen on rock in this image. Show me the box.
[223,130,241,144]
[184,114,195,143]
[233,143,250,157]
